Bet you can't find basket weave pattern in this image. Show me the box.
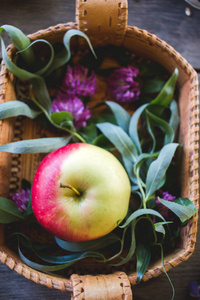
[0,0,199,298]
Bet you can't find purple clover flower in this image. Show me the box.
[155,190,176,221]
[10,189,30,213]
[52,92,91,129]
[61,64,97,97]
[189,281,200,299]
[108,65,140,103]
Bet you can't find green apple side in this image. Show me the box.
[31,143,131,242]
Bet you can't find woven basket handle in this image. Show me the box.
[76,0,128,45]
[70,272,132,299]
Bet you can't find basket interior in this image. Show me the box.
[0,23,199,288]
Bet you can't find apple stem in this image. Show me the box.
[60,183,81,196]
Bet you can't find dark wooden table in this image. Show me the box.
[0,1,200,299]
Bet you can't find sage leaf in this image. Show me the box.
[119,208,166,228]
[136,243,151,283]
[31,40,54,76]
[45,29,96,76]
[0,100,41,120]
[111,220,137,266]
[1,24,35,68]
[129,103,149,154]
[122,157,138,186]
[145,143,179,200]
[35,250,105,265]
[142,78,165,94]
[150,68,179,107]
[0,136,71,153]
[55,232,120,252]
[18,246,73,272]
[136,218,157,283]
[145,108,174,149]
[134,152,159,172]
[158,197,197,223]
[97,122,138,162]
[157,243,175,300]
[169,100,180,135]
[1,39,52,114]
[106,101,130,132]
[154,223,166,235]
[0,197,24,223]
[18,233,105,267]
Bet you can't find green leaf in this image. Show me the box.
[145,108,174,149]
[156,243,175,300]
[119,208,166,229]
[1,24,35,68]
[136,243,151,283]
[122,157,138,186]
[16,39,55,75]
[139,61,166,78]
[63,29,97,62]
[45,29,96,76]
[129,103,149,154]
[169,100,180,135]
[106,101,130,132]
[50,111,73,126]
[135,217,157,283]
[134,152,159,172]
[142,78,165,94]
[145,110,157,153]
[18,234,105,272]
[55,232,121,252]
[0,136,71,153]
[158,197,197,223]
[1,39,52,114]
[0,197,24,223]
[150,68,179,107]
[0,100,41,120]
[97,122,138,162]
[110,220,137,266]
[154,221,173,236]
[35,249,105,265]
[18,246,73,272]
[145,143,179,200]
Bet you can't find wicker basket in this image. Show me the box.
[0,0,199,299]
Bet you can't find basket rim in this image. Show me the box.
[0,21,199,292]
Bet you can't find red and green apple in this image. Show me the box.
[31,143,131,242]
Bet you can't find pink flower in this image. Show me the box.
[10,189,30,213]
[108,66,140,103]
[61,65,97,97]
[52,93,91,129]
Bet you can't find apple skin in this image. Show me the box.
[31,143,131,242]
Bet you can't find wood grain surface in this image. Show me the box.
[0,1,200,299]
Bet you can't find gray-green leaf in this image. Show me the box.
[145,108,174,149]
[1,24,35,68]
[169,100,180,135]
[97,122,138,162]
[158,197,197,223]
[145,143,179,200]
[129,103,149,154]
[106,101,130,132]
[150,68,179,107]
[0,136,71,153]
[0,197,24,223]
[1,39,52,114]
[0,100,41,120]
